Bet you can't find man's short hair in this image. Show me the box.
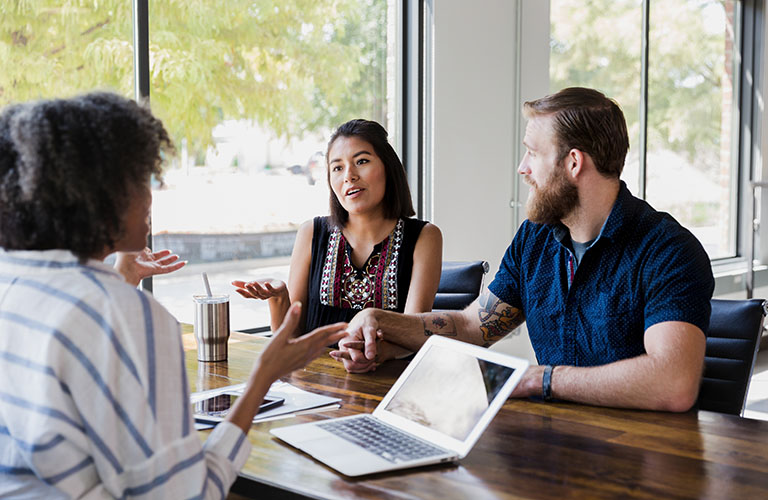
[523,87,629,178]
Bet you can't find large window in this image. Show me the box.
[1,0,401,331]
[149,0,399,330]
[551,0,740,259]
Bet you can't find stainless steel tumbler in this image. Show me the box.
[193,294,230,362]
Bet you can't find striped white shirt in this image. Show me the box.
[0,249,251,499]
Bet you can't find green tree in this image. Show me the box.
[550,0,729,174]
[0,0,388,156]
[550,0,643,143]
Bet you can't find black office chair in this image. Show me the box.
[696,298,767,416]
[432,261,490,311]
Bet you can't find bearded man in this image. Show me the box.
[331,87,714,412]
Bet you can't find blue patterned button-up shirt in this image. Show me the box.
[488,182,714,367]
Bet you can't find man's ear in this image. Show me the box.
[566,149,585,179]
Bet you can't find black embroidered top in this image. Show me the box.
[304,216,427,333]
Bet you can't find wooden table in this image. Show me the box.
[185,330,768,499]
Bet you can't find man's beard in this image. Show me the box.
[525,163,579,225]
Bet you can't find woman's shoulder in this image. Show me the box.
[307,216,335,233]
[399,218,442,260]
[298,217,335,255]
[403,217,441,237]
[298,217,331,238]
[292,219,317,252]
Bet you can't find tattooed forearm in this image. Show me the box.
[422,313,457,337]
[477,293,524,346]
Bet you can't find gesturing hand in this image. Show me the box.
[231,279,287,301]
[115,248,187,287]
[255,302,348,382]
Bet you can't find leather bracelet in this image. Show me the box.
[542,365,554,401]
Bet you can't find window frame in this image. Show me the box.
[710,0,767,295]
[546,0,765,295]
[635,0,747,262]
[133,0,152,292]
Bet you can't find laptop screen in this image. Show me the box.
[383,343,516,441]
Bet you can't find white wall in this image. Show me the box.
[430,0,549,279]
[760,4,768,266]
[429,1,550,361]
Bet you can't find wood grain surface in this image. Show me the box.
[184,327,768,499]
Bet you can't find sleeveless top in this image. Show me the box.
[304,216,428,333]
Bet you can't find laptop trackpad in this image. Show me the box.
[297,435,362,459]
[293,435,393,475]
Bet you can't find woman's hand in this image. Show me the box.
[231,279,287,301]
[114,248,186,287]
[254,302,348,382]
[228,303,346,433]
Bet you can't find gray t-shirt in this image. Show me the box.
[571,238,595,266]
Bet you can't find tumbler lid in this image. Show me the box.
[192,294,229,304]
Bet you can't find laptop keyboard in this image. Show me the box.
[318,415,447,463]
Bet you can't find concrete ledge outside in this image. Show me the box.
[153,231,297,264]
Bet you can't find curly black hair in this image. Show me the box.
[0,92,173,261]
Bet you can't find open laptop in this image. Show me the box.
[270,335,529,476]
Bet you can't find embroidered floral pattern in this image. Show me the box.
[320,219,403,310]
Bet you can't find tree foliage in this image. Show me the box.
[551,0,731,175]
[0,0,388,155]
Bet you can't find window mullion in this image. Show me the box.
[133,0,152,292]
[638,0,650,200]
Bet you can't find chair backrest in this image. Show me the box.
[697,298,766,416]
[432,261,489,311]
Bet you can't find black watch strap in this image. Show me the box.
[542,365,554,401]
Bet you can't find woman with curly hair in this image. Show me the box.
[0,92,346,499]
[232,119,443,372]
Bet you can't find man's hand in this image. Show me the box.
[508,365,546,399]
[341,308,381,362]
[330,330,414,373]
[115,248,186,287]
[328,308,380,373]
[329,335,380,373]
[328,309,383,373]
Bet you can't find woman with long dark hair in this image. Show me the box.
[233,119,442,370]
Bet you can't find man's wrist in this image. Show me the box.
[366,306,382,321]
[381,340,411,361]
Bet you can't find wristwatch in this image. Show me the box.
[542,365,554,401]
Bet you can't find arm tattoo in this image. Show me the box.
[477,292,524,346]
[422,313,457,337]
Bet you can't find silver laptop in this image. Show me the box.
[270,335,529,476]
